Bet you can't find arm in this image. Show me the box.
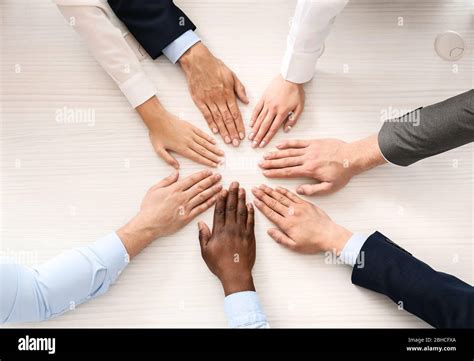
[0,170,222,324]
[198,182,269,328]
[55,2,223,168]
[249,0,349,148]
[106,0,196,60]
[379,89,474,166]
[252,186,474,328]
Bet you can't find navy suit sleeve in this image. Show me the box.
[107,0,196,59]
[351,231,474,328]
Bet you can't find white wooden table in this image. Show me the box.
[1,0,472,328]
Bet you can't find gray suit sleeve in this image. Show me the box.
[378,89,474,166]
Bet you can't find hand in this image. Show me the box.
[198,182,256,296]
[249,75,305,148]
[259,135,386,196]
[179,42,249,147]
[117,169,222,258]
[137,96,224,169]
[252,185,352,254]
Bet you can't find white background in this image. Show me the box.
[1,0,472,327]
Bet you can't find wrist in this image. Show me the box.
[116,213,161,259]
[221,272,255,297]
[344,134,386,175]
[136,96,169,129]
[178,41,207,72]
[326,224,353,256]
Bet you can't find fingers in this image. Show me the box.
[259,113,287,147]
[297,182,333,196]
[198,103,219,134]
[248,107,268,141]
[283,106,302,133]
[189,194,218,218]
[193,132,224,158]
[217,103,240,147]
[264,148,305,160]
[276,139,310,149]
[233,72,249,104]
[213,189,228,229]
[246,202,255,234]
[237,187,248,226]
[226,181,239,222]
[209,103,231,144]
[190,141,222,165]
[250,98,264,128]
[252,185,288,217]
[186,149,219,167]
[259,184,293,207]
[193,127,218,146]
[267,228,297,250]
[253,197,285,226]
[227,99,245,140]
[156,147,179,169]
[177,169,213,191]
[187,175,222,209]
[151,170,179,190]
[275,186,303,204]
[262,166,306,178]
[259,156,304,170]
[198,221,211,249]
[251,111,275,148]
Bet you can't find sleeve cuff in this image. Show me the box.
[118,71,157,108]
[162,30,201,64]
[88,232,130,284]
[280,45,324,84]
[339,233,369,268]
[224,291,268,328]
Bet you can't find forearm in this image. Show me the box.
[135,96,167,130]
[378,90,474,166]
[0,233,129,323]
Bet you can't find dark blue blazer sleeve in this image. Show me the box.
[351,231,474,328]
[107,0,196,59]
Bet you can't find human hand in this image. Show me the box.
[179,42,249,147]
[259,135,386,196]
[137,96,224,169]
[249,75,304,148]
[117,169,222,258]
[198,182,256,296]
[252,185,352,254]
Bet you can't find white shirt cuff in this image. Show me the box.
[162,30,201,64]
[338,233,368,268]
[280,45,324,84]
[224,291,268,328]
[119,71,157,108]
[88,232,130,284]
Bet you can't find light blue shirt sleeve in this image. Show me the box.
[224,291,269,328]
[0,232,129,324]
[161,30,201,64]
[338,233,369,268]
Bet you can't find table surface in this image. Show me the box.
[1,0,472,328]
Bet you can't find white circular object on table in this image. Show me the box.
[434,31,465,61]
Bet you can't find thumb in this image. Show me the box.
[297,182,333,196]
[198,221,211,250]
[156,147,179,169]
[233,73,249,104]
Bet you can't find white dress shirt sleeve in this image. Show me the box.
[54,1,157,108]
[224,291,269,328]
[0,233,129,324]
[281,0,349,84]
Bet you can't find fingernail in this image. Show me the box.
[239,132,244,140]
[287,125,292,131]
[215,173,221,180]
[259,141,266,148]
[232,139,240,147]
[253,199,260,206]
[276,144,282,149]
[252,141,258,148]
[248,132,254,140]
[258,160,263,166]
[212,127,218,133]
[224,136,231,144]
